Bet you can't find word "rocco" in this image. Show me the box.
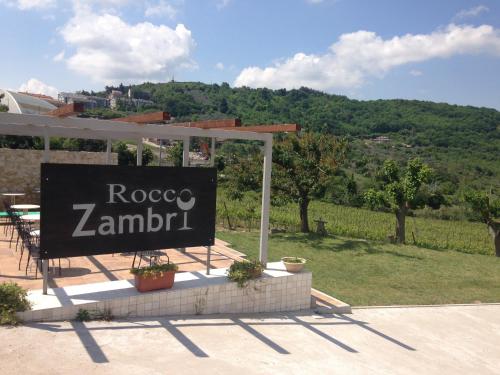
[107,184,195,210]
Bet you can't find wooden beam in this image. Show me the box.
[168,118,241,129]
[112,111,171,124]
[0,112,270,142]
[219,124,300,133]
[46,103,84,117]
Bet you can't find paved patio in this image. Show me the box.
[1,305,499,374]
[0,223,241,290]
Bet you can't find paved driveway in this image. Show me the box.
[1,305,499,374]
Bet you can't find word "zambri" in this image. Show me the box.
[72,185,197,237]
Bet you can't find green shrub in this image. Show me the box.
[227,259,264,287]
[75,308,91,322]
[75,308,113,322]
[0,282,31,325]
[281,257,306,264]
[130,262,178,278]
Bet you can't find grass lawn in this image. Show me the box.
[216,230,500,306]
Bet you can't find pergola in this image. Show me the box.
[0,107,300,292]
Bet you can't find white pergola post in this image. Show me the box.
[136,138,143,166]
[158,140,163,166]
[106,139,112,164]
[178,136,190,254]
[259,134,273,266]
[42,130,50,295]
[43,131,50,163]
[182,137,190,167]
[209,138,216,167]
[206,137,216,272]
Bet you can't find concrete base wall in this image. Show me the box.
[17,262,312,322]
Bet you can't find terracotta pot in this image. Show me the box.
[281,257,306,273]
[134,270,176,292]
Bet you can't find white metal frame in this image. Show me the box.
[0,113,272,292]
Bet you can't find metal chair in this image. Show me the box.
[131,250,166,269]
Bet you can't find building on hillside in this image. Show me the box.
[0,89,56,114]
[58,92,110,110]
[372,136,390,143]
[109,89,155,110]
[58,90,154,111]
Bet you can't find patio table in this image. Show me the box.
[20,213,40,222]
[11,204,40,213]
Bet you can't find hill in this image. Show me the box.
[122,82,497,143]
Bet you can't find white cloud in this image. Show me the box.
[215,62,225,70]
[18,78,58,98]
[0,0,55,10]
[235,24,500,91]
[53,50,65,62]
[454,5,489,20]
[216,0,230,10]
[60,8,196,84]
[306,0,324,4]
[409,69,423,77]
[145,0,177,19]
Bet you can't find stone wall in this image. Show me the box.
[0,148,117,209]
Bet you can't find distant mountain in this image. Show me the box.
[105,81,499,152]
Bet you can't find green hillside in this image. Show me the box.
[126,82,498,146]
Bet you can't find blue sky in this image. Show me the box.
[1,0,500,109]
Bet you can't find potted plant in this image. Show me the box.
[227,259,264,287]
[281,257,306,273]
[130,257,178,293]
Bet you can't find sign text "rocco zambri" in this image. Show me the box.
[40,164,217,259]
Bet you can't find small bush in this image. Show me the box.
[75,308,91,322]
[130,262,178,278]
[75,308,114,322]
[227,259,264,287]
[282,257,305,264]
[0,282,31,325]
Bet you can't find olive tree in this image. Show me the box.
[273,132,347,233]
[224,132,347,233]
[364,158,432,243]
[464,191,500,257]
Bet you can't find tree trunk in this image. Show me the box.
[299,198,310,233]
[488,222,500,257]
[395,206,406,244]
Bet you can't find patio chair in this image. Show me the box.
[1,199,10,230]
[16,219,38,272]
[3,202,13,236]
[5,206,21,248]
[18,223,70,278]
[131,250,166,269]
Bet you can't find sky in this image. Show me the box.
[1,0,500,109]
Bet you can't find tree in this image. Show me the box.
[114,142,153,166]
[464,191,500,257]
[225,154,262,201]
[364,158,432,243]
[166,142,183,167]
[219,97,228,113]
[273,132,347,232]
[0,93,8,112]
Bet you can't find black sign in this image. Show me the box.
[40,164,217,259]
